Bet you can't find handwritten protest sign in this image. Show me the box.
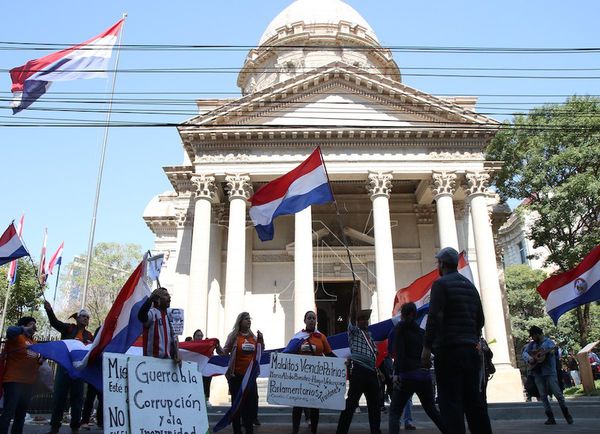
[267,352,347,410]
[127,357,207,434]
[103,353,135,434]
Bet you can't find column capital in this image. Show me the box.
[367,171,393,200]
[463,170,491,197]
[174,207,189,229]
[191,174,217,201]
[430,171,457,199]
[225,174,253,201]
[414,204,434,225]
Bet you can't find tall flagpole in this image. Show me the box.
[52,261,62,305]
[0,282,13,338]
[81,13,128,309]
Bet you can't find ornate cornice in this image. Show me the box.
[430,171,457,199]
[463,170,491,197]
[225,174,253,201]
[367,171,393,200]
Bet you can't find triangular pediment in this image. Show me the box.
[181,62,497,130]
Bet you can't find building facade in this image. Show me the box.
[143,0,523,402]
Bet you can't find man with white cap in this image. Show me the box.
[421,247,492,434]
[44,301,93,434]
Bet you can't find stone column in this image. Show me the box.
[414,204,436,273]
[187,174,216,336]
[171,207,191,312]
[431,171,459,251]
[367,172,396,319]
[294,207,315,330]
[224,174,252,329]
[463,171,510,366]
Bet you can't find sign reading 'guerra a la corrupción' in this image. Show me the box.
[127,357,207,434]
[267,352,347,410]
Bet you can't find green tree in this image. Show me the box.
[0,258,44,335]
[488,96,600,345]
[57,243,143,330]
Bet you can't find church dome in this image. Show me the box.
[238,0,400,95]
[259,0,379,46]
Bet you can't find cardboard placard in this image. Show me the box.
[267,352,347,410]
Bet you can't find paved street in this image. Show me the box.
[20,399,600,434]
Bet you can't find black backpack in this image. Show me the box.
[481,338,496,379]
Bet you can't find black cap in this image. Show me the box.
[435,247,459,266]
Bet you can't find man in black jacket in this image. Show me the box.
[388,302,445,434]
[421,247,492,434]
[44,301,93,434]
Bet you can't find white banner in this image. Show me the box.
[127,357,207,434]
[103,353,135,434]
[267,352,347,410]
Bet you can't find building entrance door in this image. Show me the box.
[314,281,356,337]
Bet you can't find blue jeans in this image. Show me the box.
[0,382,34,434]
[402,397,413,425]
[533,374,566,413]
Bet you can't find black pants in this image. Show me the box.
[336,363,381,434]
[202,376,212,400]
[81,384,103,427]
[0,382,34,434]
[49,366,85,432]
[388,378,446,434]
[435,346,492,434]
[227,375,258,434]
[292,407,319,434]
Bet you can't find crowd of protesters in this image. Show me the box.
[1,246,593,434]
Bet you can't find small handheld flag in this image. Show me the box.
[47,241,64,276]
[0,222,29,267]
[10,19,124,113]
[38,228,47,285]
[249,147,333,241]
[7,215,25,284]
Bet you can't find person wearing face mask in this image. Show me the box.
[44,300,93,434]
[222,312,264,434]
[0,317,41,434]
[285,310,335,434]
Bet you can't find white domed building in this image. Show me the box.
[144,0,522,402]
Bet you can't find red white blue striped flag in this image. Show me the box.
[6,215,24,284]
[537,245,600,324]
[10,19,124,113]
[0,221,29,267]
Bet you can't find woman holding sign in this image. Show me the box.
[285,310,335,434]
[222,312,264,434]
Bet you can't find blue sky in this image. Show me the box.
[1,0,599,274]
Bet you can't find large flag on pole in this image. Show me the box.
[47,241,64,276]
[249,147,334,241]
[0,222,29,267]
[7,215,25,284]
[10,19,125,113]
[537,245,600,324]
[392,252,473,320]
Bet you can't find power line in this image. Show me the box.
[2,41,600,53]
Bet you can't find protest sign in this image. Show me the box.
[168,308,184,336]
[103,353,137,434]
[267,352,347,410]
[127,357,207,434]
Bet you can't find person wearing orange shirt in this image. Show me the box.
[286,310,335,434]
[0,316,41,434]
[222,312,264,434]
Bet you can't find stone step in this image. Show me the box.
[207,399,600,424]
